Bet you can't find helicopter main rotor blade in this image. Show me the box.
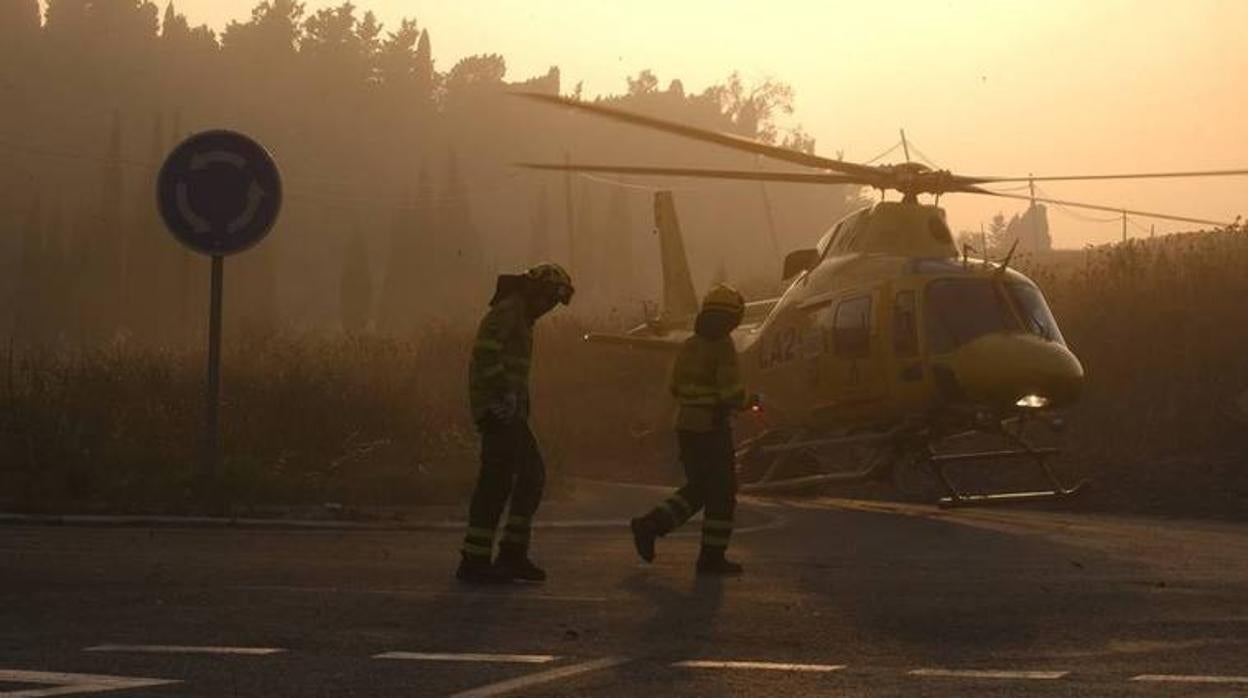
[516,92,882,180]
[964,186,1233,227]
[964,168,1248,184]
[517,162,870,186]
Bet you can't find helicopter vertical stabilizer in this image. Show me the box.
[654,191,699,327]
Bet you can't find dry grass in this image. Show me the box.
[0,318,668,514]
[1018,227,1248,515]
[3,228,1248,517]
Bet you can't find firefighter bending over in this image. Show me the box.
[631,284,751,576]
[457,263,574,584]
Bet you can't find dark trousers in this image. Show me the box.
[461,420,546,560]
[644,429,738,556]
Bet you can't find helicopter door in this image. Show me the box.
[820,293,888,419]
[888,289,928,412]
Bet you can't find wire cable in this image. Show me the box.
[861,140,902,165]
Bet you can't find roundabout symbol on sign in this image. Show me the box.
[157,130,282,256]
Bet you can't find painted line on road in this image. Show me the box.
[909,668,1068,680]
[1131,674,1248,685]
[448,656,628,698]
[229,585,609,603]
[85,644,284,656]
[0,669,179,696]
[374,652,558,664]
[674,660,844,673]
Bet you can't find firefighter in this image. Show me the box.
[457,263,574,584]
[630,284,750,576]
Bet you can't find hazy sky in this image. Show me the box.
[82,0,1248,247]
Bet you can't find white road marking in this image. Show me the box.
[0,669,179,697]
[909,668,1068,680]
[448,657,627,698]
[85,644,284,655]
[1131,674,1248,684]
[674,660,844,673]
[229,585,609,603]
[374,652,557,664]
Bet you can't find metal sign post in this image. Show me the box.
[204,255,224,481]
[157,131,282,505]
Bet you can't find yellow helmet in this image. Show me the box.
[526,262,575,305]
[701,283,745,317]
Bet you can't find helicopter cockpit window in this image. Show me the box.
[834,296,872,358]
[928,217,953,244]
[1007,283,1066,345]
[924,278,1019,355]
[817,221,843,258]
[893,291,919,357]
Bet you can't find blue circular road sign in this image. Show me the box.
[157,130,283,256]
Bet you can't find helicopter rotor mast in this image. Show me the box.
[517,92,1244,228]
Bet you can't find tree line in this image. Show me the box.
[0,0,858,347]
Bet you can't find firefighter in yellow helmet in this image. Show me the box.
[457,263,574,584]
[631,284,750,575]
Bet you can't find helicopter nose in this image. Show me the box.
[945,333,1084,408]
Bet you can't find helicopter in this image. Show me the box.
[517,92,1246,507]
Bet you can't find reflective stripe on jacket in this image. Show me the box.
[469,295,533,422]
[670,334,746,432]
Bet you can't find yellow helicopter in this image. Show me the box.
[518,92,1244,506]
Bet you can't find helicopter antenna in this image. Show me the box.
[997,239,1020,275]
[900,129,911,164]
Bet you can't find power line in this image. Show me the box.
[1033,183,1122,223]
[907,141,941,169]
[861,140,902,165]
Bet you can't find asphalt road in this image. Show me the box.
[2,482,1248,697]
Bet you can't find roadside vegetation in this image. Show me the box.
[3,225,1248,518]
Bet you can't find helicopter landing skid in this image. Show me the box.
[737,417,1088,506]
[737,428,901,495]
[928,428,1088,509]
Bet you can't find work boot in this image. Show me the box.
[496,548,547,582]
[455,554,513,585]
[630,516,658,563]
[696,552,744,577]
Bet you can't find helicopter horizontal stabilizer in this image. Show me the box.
[584,331,689,351]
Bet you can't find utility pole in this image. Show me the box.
[563,150,576,276]
[1121,211,1127,243]
[1029,175,1037,250]
[755,155,782,269]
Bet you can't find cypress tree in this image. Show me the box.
[378,169,419,333]
[530,185,550,264]
[443,147,483,308]
[96,110,125,337]
[414,29,434,106]
[605,187,634,300]
[15,191,43,343]
[339,231,372,333]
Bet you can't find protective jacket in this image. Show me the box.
[469,293,533,425]
[670,334,746,432]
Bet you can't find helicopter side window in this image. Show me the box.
[1007,283,1066,345]
[833,296,872,358]
[893,291,919,357]
[924,278,1019,355]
